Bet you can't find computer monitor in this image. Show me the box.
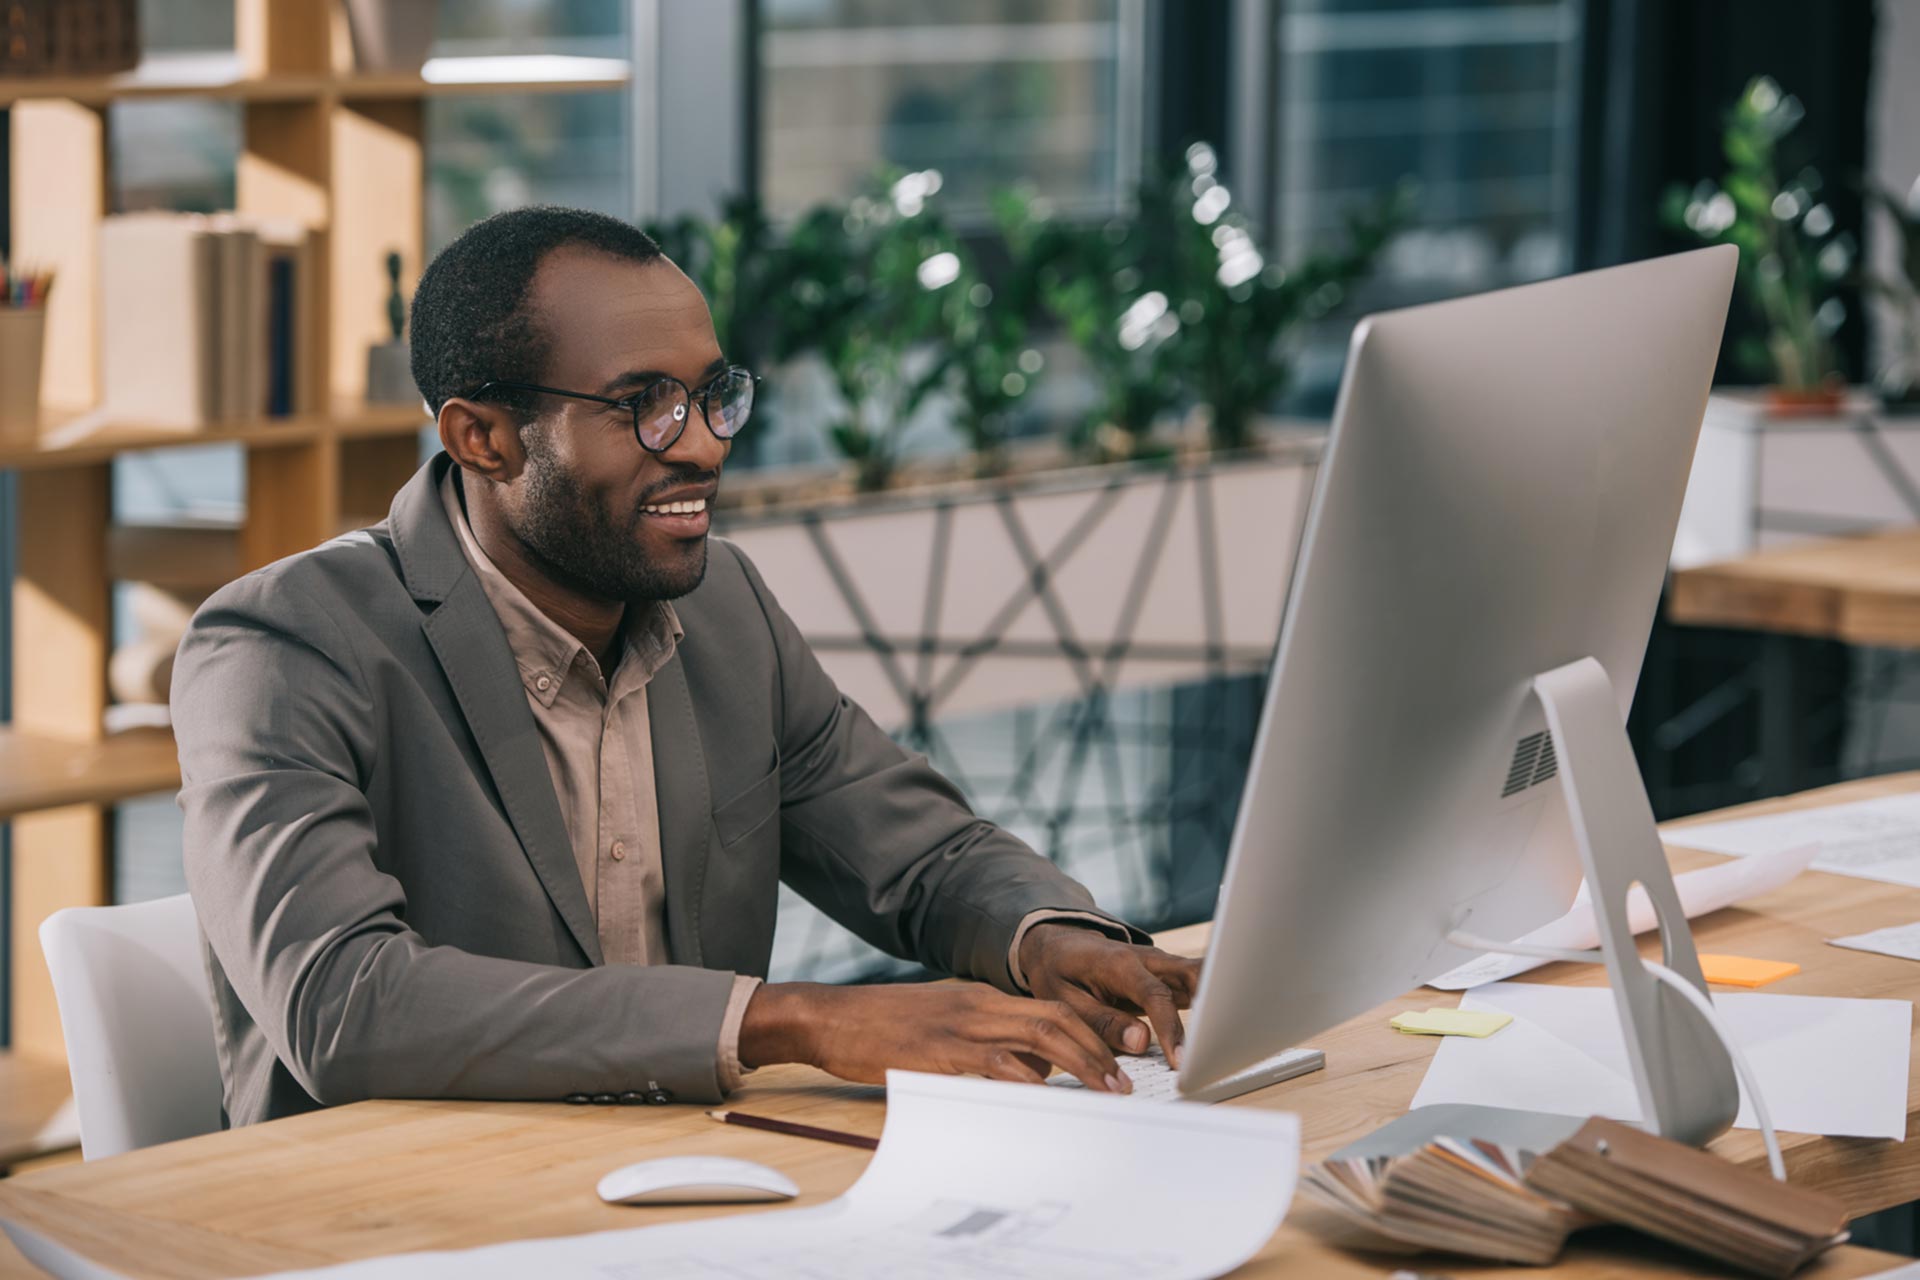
[1179,246,1741,1149]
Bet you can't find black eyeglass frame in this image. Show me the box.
[468,366,757,455]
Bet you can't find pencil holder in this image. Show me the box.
[0,306,45,446]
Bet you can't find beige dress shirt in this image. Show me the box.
[442,471,759,1087]
[442,471,1123,1090]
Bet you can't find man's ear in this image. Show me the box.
[437,397,526,482]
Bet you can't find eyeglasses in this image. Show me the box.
[469,366,757,454]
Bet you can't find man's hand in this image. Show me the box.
[1018,923,1203,1068]
[738,981,1135,1092]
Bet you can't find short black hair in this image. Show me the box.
[409,205,664,417]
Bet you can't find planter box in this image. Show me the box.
[1674,392,1920,569]
[718,438,1323,734]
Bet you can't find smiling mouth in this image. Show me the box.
[641,497,708,516]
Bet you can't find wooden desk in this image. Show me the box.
[1669,525,1920,649]
[5,774,1920,1278]
[1667,526,1920,794]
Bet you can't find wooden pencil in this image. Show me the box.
[705,1108,880,1151]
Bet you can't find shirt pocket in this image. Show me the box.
[712,751,781,850]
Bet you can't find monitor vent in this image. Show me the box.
[1502,731,1547,798]
[1531,735,1559,788]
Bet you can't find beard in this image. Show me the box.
[512,442,710,602]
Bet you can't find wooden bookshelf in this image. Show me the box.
[0,400,423,473]
[0,63,328,107]
[0,727,180,822]
[0,55,629,108]
[0,0,626,1160]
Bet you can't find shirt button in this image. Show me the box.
[535,675,552,692]
[611,840,626,861]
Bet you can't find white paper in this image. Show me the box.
[245,1071,1302,1280]
[1409,982,1912,1141]
[1668,794,1920,888]
[1831,921,1920,963]
[1427,842,1819,990]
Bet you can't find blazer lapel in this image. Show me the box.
[424,571,605,966]
[648,652,711,966]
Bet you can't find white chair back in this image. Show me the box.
[39,893,222,1159]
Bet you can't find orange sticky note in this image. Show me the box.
[1698,954,1800,988]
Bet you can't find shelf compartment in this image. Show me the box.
[0,54,327,107]
[341,55,632,98]
[0,54,631,108]
[0,400,425,473]
[0,726,180,822]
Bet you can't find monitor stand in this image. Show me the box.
[1335,656,1741,1160]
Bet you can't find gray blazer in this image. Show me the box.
[173,454,1140,1126]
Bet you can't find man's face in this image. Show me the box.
[504,246,730,603]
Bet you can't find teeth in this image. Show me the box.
[643,498,707,515]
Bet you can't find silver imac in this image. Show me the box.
[1178,246,1741,1150]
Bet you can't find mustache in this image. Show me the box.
[637,468,720,507]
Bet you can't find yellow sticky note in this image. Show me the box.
[1698,954,1800,988]
[1390,1008,1514,1038]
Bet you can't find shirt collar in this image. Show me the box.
[439,468,681,707]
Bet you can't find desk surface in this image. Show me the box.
[1667,524,1920,646]
[6,773,1920,1279]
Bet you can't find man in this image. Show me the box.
[174,206,1201,1126]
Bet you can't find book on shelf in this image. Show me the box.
[1298,1116,1849,1278]
[100,212,312,428]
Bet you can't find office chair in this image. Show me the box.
[39,893,222,1159]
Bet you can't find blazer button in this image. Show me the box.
[591,1093,618,1106]
[644,1088,673,1105]
[564,1093,591,1105]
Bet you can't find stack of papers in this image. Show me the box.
[1833,921,1920,963]
[1409,983,1911,1140]
[1669,794,1920,889]
[1427,843,1817,990]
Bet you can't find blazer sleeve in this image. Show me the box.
[723,542,1148,992]
[173,574,739,1108]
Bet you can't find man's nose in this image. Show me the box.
[661,401,729,472]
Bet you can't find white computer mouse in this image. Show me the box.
[596,1155,799,1206]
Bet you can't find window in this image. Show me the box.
[756,0,1144,219]
[1271,0,1585,406]
[426,0,632,250]
[426,91,631,254]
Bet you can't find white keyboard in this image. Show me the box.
[1048,1044,1325,1104]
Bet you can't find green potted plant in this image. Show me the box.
[767,171,966,492]
[1162,143,1409,452]
[1863,176,1920,413]
[1000,187,1185,463]
[1664,76,1853,413]
[940,191,1051,478]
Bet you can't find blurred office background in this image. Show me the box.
[0,0,1916,1040]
